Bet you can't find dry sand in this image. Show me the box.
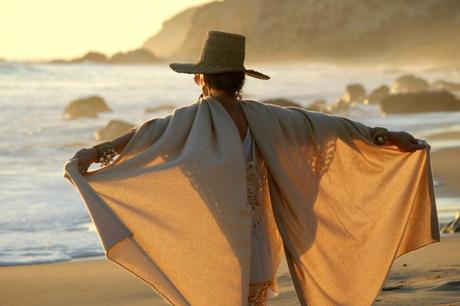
[426,131,460,141]
[1,235,459,306]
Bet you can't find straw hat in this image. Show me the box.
[169,31,270,80]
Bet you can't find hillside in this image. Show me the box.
[143,0,460,66]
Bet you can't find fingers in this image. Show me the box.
[71,148,91,175]
[413,138,428,150]
[71,148,84,160]
[402,140,426,152]
[77,160,88,175]
[400,133,427,151]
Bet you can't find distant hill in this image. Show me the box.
[143,0,460,66]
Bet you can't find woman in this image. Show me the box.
[66,31,438,306]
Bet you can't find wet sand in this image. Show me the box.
[431,146,460,197]
[1,235,459,306]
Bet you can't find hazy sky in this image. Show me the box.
[0,0,215,61]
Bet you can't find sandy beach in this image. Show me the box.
[1,234,458,306]
[2,136,460,306]
[3,136,460,305]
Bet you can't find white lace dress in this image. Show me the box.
[243,127,284,305]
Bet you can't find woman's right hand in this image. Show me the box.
[70,147,98,175]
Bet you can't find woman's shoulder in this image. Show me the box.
[241,99,308,118]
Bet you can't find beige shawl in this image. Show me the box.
[63,96,439,306]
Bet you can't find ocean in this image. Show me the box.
[0,61,459,266]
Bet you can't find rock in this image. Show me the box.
[50,48,158,65]
[365,85,390,104]
[380,90,460,114]
[326,99,350,114]
[64,96,111,120]
[110,48,158,64]
[262,98,303,108]
[441,211,460,234]
[70,51,108,63]
[430,80,460,92]
[62,142,88,148]
[342,84,366,103]
[95,119,136,141]
[441,211,460,233]
[306,99,328,112]
[143,0,460,66]
[145,103,177,113]
[391,74,429,94]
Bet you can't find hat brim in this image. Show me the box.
[169,63,270,80]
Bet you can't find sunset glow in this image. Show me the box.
[0,0,215,61]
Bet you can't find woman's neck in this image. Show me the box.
[208,90,239,106]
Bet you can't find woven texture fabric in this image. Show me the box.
[169,31,270,80]
[245,128,282,302]
[64,96,439,306]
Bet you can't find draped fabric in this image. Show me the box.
[63,96,439,306]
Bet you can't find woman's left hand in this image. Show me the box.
[386,131,427,152]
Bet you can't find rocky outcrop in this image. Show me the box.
[365,85,390,104]
[390,75,430,94]
[74,52,108,63]
[430,80,460,92]
[95,119,136,141]
[145,104,177,113]
[110,49,158,64]
[51,52,108,64]
[307,99,329,112]
[380,90,460,114]
[143,6,198,58]
[64,96,111,120]
[143,0,460,65]
[342,84,366,103]
[50,48,159,65]
[441,212,460,234]
[326,99,350,114]
[262,98,303,108]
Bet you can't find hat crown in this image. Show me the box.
[169,30,270,80]
[198,31,245,69]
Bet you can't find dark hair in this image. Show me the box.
[203,71,245,95]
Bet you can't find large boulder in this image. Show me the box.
[95,119,136,141]
[365,85,390,104]
[430,80,460,92]
[391,74,429,94]
[380,90,460,114]
[145,103,177,113]
[64,96,112,120]
[306,99,329,113]
[262,98,303,108]
[326,99,350,114]
[342,84,366,103]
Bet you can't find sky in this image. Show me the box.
[0,0,216,61]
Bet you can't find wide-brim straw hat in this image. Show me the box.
[169,31,270,80]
